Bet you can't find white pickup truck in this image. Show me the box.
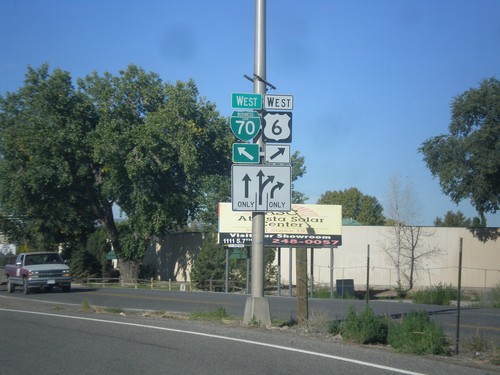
[4,252,72,294]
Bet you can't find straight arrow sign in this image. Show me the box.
[231,165,291,212]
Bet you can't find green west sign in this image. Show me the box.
[231,93,262,109]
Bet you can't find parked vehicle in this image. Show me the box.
[4,252,72,294]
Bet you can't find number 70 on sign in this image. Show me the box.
[230,111,261,141]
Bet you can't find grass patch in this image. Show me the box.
[492,346,500,365]
[329,305,389,345]
[191,307,230,321]
[411,283,458,305]
[388,310,449,355]
[80,298,91,312]
[307,309,331,332]
[461,334,493,354]
[272,317,297,327]
[481,283,500,308]
[312,287,331,298]
[247,315,261,327]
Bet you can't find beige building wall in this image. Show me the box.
[275,226,500,291]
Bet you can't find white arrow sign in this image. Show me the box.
[265,144,290,164]
[238,147,254,161]
[231,165,291,212]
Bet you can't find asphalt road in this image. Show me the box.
[0,297,497,375]
[1,284,499,346]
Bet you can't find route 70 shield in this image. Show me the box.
[231,165,291,212]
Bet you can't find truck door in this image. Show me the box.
[16,254,23,277]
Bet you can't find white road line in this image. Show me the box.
[0,307,425,375]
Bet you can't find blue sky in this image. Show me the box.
[1,0,499,226]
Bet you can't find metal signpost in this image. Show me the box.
[228,0,295,325]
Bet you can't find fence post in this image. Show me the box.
[225,247,229,293]
[277,247,281,296]
[330,246,334,300]
[455,237,463,355]
[366,244,370,305]
[289,248,293,297]
[309,248,314,297]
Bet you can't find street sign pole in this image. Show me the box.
[243,0,271,325]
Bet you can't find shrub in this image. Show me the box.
[338,305,389,344]
[462,334,493,354]
[482,283,500,308]
[388,310,449,355]
[411,283,458,305]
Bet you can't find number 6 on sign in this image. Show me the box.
[263,112,292,143]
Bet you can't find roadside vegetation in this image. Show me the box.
[410,283,459,305]
[191,307,230,322]
[327,306,449,355]
[75,288,498,365]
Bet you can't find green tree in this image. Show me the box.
[317,187,385,225]
[419,77,500,221]
[0,64,232,270]
[78,67,232,260]
[0,65,100,250]
[190,233,226,289]
[291,150,308,204]
[434,210,473,227]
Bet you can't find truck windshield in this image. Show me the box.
[25,254,63,265]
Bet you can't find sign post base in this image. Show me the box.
[243,296,271,326]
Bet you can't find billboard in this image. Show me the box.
[218,202,342,247]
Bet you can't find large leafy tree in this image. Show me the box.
[0,64,232,262]
[317,187,385,225]
[0,65,99,249]
[79,70,232,259]
[419,77,500,221]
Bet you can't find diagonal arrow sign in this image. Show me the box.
[269,147,286,160]
[237,146,255,161]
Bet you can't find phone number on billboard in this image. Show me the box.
[271,238,340,246]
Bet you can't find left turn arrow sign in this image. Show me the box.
[232,143,260,164]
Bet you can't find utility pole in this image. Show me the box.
[296,248,308,323]
[243,0,271,325]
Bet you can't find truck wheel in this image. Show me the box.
[7,278,15,293]
[62,285,71,293]
[22,279,30,295]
